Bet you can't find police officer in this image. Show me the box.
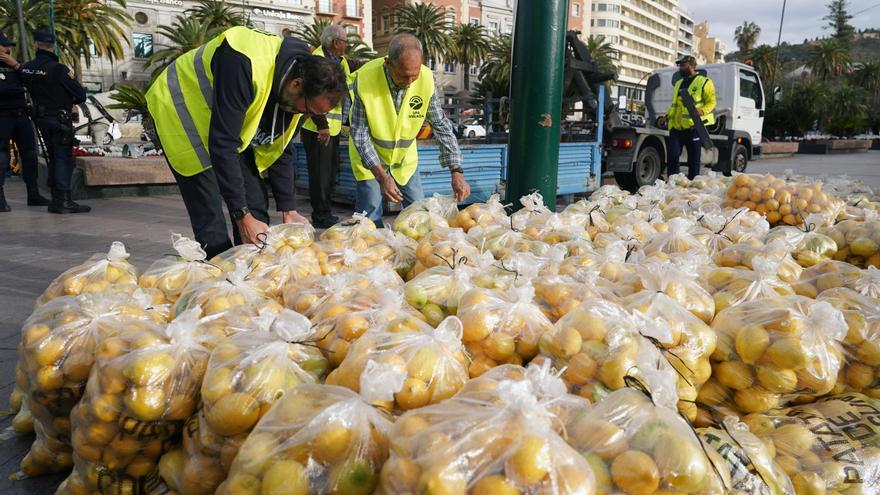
[0,31,49,212]
[21,29,90,213]
[657,55,716,180]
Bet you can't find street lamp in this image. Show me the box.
[769,0,786,99]
[15,0,27,59]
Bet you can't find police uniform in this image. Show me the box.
[0,31,48,212]
[20,30,90,213]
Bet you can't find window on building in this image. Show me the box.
[427,58,436,70]
[347,25,358,35]
[445,10,455,27]
[87,40,98,56]
[132,33,153,59]
[470,64,479,76]
[344,0,357,17]
[470,17,480,25]
[572,3,580,16]
[381,15,389,32]
[444,62,456,74]
[318,0,331,13]
[740,69,763,108]
[502,23,512,34]
[488,21,500,34]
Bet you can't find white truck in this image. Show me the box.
[604,62,766,190]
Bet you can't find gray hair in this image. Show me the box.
[388,34,423,63]
[321,24,347,50]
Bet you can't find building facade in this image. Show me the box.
[590,0,680,105]
[693,21,726,64]
[676,10,694,61]
[79,0,370,92]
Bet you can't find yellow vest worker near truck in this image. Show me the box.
[657,55,716,180]
[146,27,347,258]
[350,34,470,226]
[301,25,351,228]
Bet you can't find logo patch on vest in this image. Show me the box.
[408,95,425,119]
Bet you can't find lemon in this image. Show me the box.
[565,353,598,385]
[771,423,815,457]
[763,338,808,370]
[791,471,826,495]
[714,361,754,391]
[507,435,551,486]
[756,365,798,393]
[261,459,308,495]
[570,419,628,460]
[125,352,175,387]
[395,377,431,409]
[735,325,769,364]
[311,422,353,463]
[472,474,520,495]
[653,434,708,492]
[611,450,660,495]
[125,386,166,421]
[407,347,441,382]
[552,327,583,358]
[225,472,261,495]
[205,392,260,436]
[202,367,234,404]
[329,459,378,495]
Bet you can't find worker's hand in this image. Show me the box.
[0,52,18,68]
[318,128,331,146]
[696,108,705,116]
[282,210,310,224]
[377,172,404,203]
[656,116,668,129]
[451,173,471,202]
[235,214,270,247]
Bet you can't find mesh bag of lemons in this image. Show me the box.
[723,173,846,227]
[793,260,880,299]
[159,310,328,495]
[392,194,458,240]
[704,295,848,415]
[379,363,596,495]
[138,234,223,305]
[326,316,470,412]
[56,309,211,495]
[457,283,554,377]
[37,242,139,306]
[310,286,425,366]
[740,392,880,494]
[697,416,795,495]
[215,380,393,495]
[450,193,509,232]
[820,215,880,268]
[17,290,168,477]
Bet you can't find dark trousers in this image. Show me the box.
[0,111,39,189]
[667,128,702,180]
[169,148,270,259]
[34,117,75,192]
[301,129,339,221]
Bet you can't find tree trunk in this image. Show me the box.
[463,62,470,91]
[74,57,83,83]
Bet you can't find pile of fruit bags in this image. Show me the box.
[11,170,880,495]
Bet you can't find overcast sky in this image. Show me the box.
[679,0,880,51]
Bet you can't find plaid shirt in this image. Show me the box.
[350,65,462,173]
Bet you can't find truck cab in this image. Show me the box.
[605,62,765,191]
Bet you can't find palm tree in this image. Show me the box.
[186,0,247,30]
[53,0,132,80]
[825,84,868,135]
[292,18,333,49]
[475,34,512,98]
[734,21,761,57]
[448,23,488,90]
[393,2,452,63]
[585,35,618,74]
[345,34,377,68]
[807,38,851,80]
[748,45,777,88]
[850,61,880,93]
[145,15,223,80]
[0,0,47,59]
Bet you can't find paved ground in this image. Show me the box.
[0,150,876,494]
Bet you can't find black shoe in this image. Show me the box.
[312,215,339,229]
[0,188,9,212]
[26,185,51,206]
[48,190,91,214]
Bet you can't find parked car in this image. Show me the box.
[460,119,487,138]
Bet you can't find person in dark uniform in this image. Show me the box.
[0,31,49,212]
[20,29,90,213]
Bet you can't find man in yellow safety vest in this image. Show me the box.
[657,55,716,180]
[146,27,347,257]
[301,25,351,228]
[349,34,470,226]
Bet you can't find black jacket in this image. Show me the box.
[209,37,312,212]
[0,58,26,111]
[20,49,86,113]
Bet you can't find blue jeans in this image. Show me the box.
[355,172,424,227]
[667,128,702,180]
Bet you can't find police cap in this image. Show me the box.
[0,31,15,46]
[33,29,56,44]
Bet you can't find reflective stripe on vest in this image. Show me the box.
[146,27,300,177]
[301,46,350,136]
[348,57,434,185]
[669,74,716,130]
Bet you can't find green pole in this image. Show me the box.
[505,0,568,211]
[48,0,60,56]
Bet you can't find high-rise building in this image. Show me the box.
[676,10,695,61]
[589,0,680,105]
[79,0,371,92]
[694,21,726,64]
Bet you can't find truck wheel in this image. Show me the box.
[733,144,748,173]
[615,145,663,192]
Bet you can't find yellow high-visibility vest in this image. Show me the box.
[667,74,716,130]
[146,27,301,177]
[349,57,435,185]
[301,46,349,136]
